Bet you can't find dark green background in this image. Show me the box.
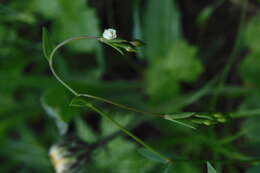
[1,0,260,172]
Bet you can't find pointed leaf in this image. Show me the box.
[137,148,167,163]
[207,162,217,173]
[42,27,52,61]
[166,112,195,119]
[164,115,196,130]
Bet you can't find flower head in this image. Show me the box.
[49,138,89,173]
[102,28,117,40]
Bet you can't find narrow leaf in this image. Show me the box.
[166,112,195,119]
[102,41,124,55]
[207,162,217,173]
[137,148,167,163]
[42,27,52,61]
[164,115,196,130]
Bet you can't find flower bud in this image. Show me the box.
[102,28,117,40]
[49,138,89,173]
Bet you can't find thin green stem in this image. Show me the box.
[78,94,163,118]
[86,103,171,163]
[47,36,166,119]
[48,36,100,96]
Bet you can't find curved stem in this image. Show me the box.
[48,36,165,118]
[48,36,100,96]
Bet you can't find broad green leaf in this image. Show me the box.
[100,113,134,137]
[245,15,260,52]
[146,41,203,103]
[54,0,99,52]
[32,0,60,18]
[94,138,154,172]
[42,27,52,61]
[207,162,217,173]
[137,148,167,163]
[144,0,181,60]
[162,41,203,82]
[75,116,97,143]
[41,87,79,134]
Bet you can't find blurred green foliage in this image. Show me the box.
[1,0,260,173]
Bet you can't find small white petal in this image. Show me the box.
[102,28,117,40]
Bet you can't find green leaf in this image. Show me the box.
[94,138,154,172]
[42,27,52,61]
[75,116,97,143]
[54,0,99,52]
[144,0,181,60]
[137,148,167,163]
[32,0,60,18]
[164,115,196,130]
[197,7,214,26]
[101,41,124,55]
[245,15,260,52]
[165,112,195,119]
[146,41,203,103]
[41,87,79,134]
[242,116,260,143]
[207,162,217,173]
[240,52,260,87]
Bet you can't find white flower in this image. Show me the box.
[102,28,117,40]
[49,144,76,173]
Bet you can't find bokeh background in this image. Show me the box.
[1,0,260,172]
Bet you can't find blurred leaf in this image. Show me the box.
[165,112,195,119]
[164,163,174,173]
[75,116,97,143]
[197,7,214,26]
[137,148,167,163]
[41,87,79,135]
[144,0,181,60]
[240,52,260,87]
[164,115,196,130]
[242,116,260,143]
[54,0,100,52]
[207,162,217,173]
[32,0,60,18]
[146,41,203,102]
[247,165,260,173]
[0,140,51,170]
[245,15,260,52]
[100,113,134,137]
[93,137,154,173]
[42,27,52,61]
